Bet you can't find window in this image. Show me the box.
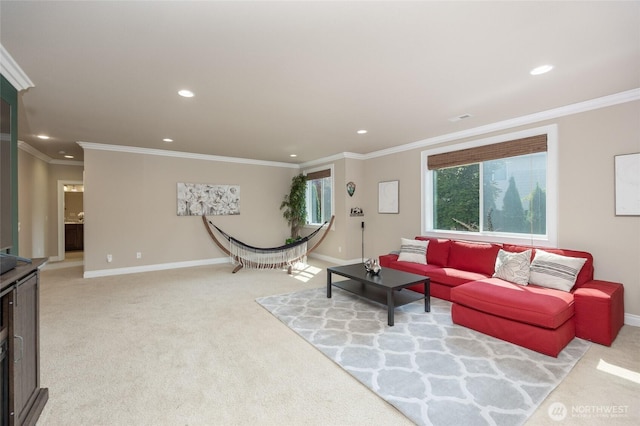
[423,126,557,246]
[305,166,333,225]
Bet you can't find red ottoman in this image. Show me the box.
[573,280,624,346]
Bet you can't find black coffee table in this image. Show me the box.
[327,263,430,326]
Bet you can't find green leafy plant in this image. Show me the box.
[280,174,307,241]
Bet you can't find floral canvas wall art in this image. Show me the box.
[177,183,240,216]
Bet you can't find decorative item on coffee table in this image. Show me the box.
[364,258,381,275]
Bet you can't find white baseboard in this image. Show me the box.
[625,313,640,327]
[42,260,83,270]
[308,253,363,265]
[83,257,230,278]
[80,253,640,327]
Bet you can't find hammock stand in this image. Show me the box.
[202,214,335,274]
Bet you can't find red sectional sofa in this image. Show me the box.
[379,237,625,357]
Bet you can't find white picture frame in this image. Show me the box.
[615,153,640,216]
[378,180,399,214]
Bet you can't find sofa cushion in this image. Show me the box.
[383,260,443,278]
[397,238,428,264]
[451,278,575,329]
[493,249,531,285]
[430,268,491,287]
[503,244,594,286]
[415,237,451,266]
[378,256,487,288]
[529,249,588,292]
[447,240,501,275]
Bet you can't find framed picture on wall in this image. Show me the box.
[378,180,399,214]
[615,153,640,216]
[177,183,240,216]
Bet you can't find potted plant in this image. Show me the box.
[280,174,307,243]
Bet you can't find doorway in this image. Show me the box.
[56,180,83,262]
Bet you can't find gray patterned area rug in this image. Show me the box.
[256,287,591,426]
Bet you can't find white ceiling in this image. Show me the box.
[1,1,639,164]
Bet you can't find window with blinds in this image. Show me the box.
[422,126,557,245]
[305,166,333,225]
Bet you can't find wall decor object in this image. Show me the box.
[346,181,356,197]
[615,153,640,216]
[350,207,364,217]
[177,183,240,216]
[378,180,399,214]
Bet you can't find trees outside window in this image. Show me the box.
[431,152,547,237]
[305,166,333,225]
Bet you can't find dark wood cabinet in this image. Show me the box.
[64,223,83,251]
[1,259,48,426]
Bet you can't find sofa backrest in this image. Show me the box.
[415,237,451,266]
[447,240,502,276]
[411,237,595,287]
[503,244,595,287]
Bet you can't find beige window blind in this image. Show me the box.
[427,135,547,170]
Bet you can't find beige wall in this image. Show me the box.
[361,101,640,317]
[344,158,366,261]
[18,150,84,259]
[19,99,639,320]
[18,149,48,257]
[83,149,297,272]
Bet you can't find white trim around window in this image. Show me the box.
[303,163,335,227]
[421,124,558,247]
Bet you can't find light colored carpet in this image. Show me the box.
[257,287,591,426]
[35,260,640,425]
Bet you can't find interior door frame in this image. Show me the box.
[54,179,83,262]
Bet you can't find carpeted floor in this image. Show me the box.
[257,287,591,426]
[35,259,639,425]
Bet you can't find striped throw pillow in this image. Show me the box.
[529,249,587,292]
[397,238,428,264]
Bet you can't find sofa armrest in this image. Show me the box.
[573,280,624,346]
[379,253,399,267]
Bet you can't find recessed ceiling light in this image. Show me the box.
[64,155,74,159]
[357,129,368,135]
[163,138,174,142]
[530,64,554,75]
[37,134,50,140]
[178,89,194,98]
[290,154,297,158]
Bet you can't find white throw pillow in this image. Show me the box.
[529,249,587,292]
[397,238,428,264]
[493,249,531,285]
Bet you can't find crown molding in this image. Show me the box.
[363,88,640,160]
[77,141,299,169]
[18,141,83,166]
[49,159,84,167]
[297,89,639,166]
[18,141,51,162]
[0,44,34,91]
[298,152,366,169]
[39,88,640,170]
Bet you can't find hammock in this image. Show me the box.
[202,215,335,273]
